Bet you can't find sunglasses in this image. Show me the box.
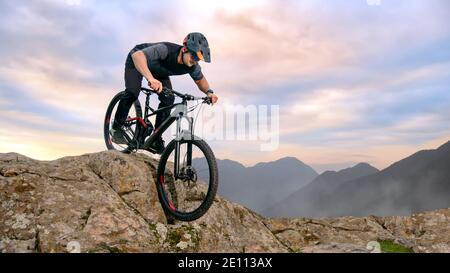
[189,50,203,62]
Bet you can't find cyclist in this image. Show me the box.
[111,32,219,154]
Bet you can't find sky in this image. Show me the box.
[0,0,449,173]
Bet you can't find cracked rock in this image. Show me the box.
[1,151,449,253]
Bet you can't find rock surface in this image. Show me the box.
[1,151,449,253]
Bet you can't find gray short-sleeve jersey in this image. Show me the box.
[141,43,169,62]
[125,42,204,81]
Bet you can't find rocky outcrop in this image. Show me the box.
[264,208,450,253]
[1,151,449,253]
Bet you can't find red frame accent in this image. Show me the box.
[169,202,176,212]
[160,175,176,212]
[126,117,148,129]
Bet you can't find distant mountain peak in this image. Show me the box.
[437,140,450,151]
[313,162,379,183]
[354,162,371,168]
[322,170,338,175]
[322,163,378,175]
[352,162,379,171]
[216,157,310,170]
[216,158,246,169]
[252,156,308,168]
[274,156,307,165]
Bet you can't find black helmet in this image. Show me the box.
[183,32,211,63]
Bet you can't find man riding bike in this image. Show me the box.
[111,32,219,154]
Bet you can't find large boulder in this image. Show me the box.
[1,151,449,253]
[0,151,286,253]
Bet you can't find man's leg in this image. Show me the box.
[150,77,174,153]
[154,77,175,130]
[113,67,142,130]
[111,68,142,144]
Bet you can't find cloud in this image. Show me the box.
[0,0,449,171]
[276,59,450,145]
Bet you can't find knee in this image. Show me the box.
[158,92,175,106]
[124,88,140,101]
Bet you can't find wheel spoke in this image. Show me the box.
[104,92,140,153]
[158,140,216,218]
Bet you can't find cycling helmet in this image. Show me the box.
[183,32,211,63]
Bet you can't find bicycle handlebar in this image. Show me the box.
[141,87,211,104]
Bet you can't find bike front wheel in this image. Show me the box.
[156,139,219,222]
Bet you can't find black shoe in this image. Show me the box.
[148,138,165,154]
[110,127,128,144]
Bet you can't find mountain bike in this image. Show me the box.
[103,87,219,222]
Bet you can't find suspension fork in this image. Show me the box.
[187,116,193,166]
[174,114,181,178]
[173,115,194,179]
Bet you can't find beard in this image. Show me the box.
[182,52,195,67]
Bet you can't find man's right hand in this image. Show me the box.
[148,78,163,93]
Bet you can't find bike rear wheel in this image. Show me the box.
[104,91,143,153]
[156,139,219,222]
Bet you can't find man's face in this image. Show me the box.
[182,50,198,67]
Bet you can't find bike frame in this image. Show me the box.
[130,87,197,179]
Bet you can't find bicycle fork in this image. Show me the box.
[173,112,194,180]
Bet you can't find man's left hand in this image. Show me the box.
[208,93,218,105]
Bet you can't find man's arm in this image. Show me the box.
[195,76,218,105]
[131,51,154,81]
[131,51,163,92]
[194,76,210,93]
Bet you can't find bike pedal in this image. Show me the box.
[122,144,138,154]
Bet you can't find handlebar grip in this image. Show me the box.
[159,87,212,104]
[142,87,170,94]
[141,87,156,93]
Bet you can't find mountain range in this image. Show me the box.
[265,141,450,217]
[194,157,318,214]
